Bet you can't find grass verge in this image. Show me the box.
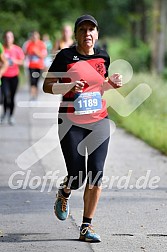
[106,73,167,155]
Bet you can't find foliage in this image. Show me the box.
[107,73,167,155]
[0,11,39,45]
[108,38,151,72]
[120,41,151,72]
[0,0,153,44]
[0,0,81,44]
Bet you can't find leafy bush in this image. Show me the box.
[120,41,151,72]
[107,73,167,155]
[108,38,151,72]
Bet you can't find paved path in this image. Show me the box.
[0,84,167,252]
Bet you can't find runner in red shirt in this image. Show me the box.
[43,15,122,242]
[25,31,47,100]
[1,31,24,125]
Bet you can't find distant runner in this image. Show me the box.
[52,24,74,54]
[25,31,47,100]
[1,31,24,125]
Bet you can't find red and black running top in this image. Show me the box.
[48,46,110,124]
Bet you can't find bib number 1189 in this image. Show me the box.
[74,92,102,115]
[78,98,98,108]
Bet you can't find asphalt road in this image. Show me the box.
[0,84,167,252]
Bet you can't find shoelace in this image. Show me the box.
[81,225,95,235]
[58,194,68,212]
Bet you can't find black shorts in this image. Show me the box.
[0,85,3,104]
[58,116,110,189]
[29,68,41,87]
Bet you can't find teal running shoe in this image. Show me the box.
[79,223,101,243]
[54,190,69,221]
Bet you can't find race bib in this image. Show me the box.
[74,92,102,115]
[30,55,40,62]
[8,58,13,66]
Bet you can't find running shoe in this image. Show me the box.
[79,223,101,242]
[54,189,70,221]
[8,116,15,125]
[0,114,7,124]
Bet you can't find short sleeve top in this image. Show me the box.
[48,46,110,124]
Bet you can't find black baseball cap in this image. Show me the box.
[74,15,98,33]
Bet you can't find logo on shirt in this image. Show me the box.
[73,55,80,61]
[95,63,105,76]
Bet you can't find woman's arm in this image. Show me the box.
[102,73,122,91]
[43,73,84,95]
[11,47,25,66]
[52,40,60,54]
[33,47,47,59]
[0,52,8,77]
[12,58,24,66]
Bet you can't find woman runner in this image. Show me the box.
[43,15,122,242]
[1,31,24,125]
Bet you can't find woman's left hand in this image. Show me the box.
[108,73,122,88]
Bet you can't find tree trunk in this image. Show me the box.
[151,0,167,74]
[130,0,138,47]
[139,0,147,43]
[130,0,148,46]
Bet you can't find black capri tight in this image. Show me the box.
[29,68,41,87]
[1,76,18,116]
[58,116,110,189]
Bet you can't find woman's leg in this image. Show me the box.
[83,184,102,219]
[59,124,88,190]
[29,68,40,99]
[54,121,88,221]
[1,77,10,116]
[78,118,110,242]
[9,76,18,117]
[83,118,110,219]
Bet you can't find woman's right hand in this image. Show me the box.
[71,80,87,93]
